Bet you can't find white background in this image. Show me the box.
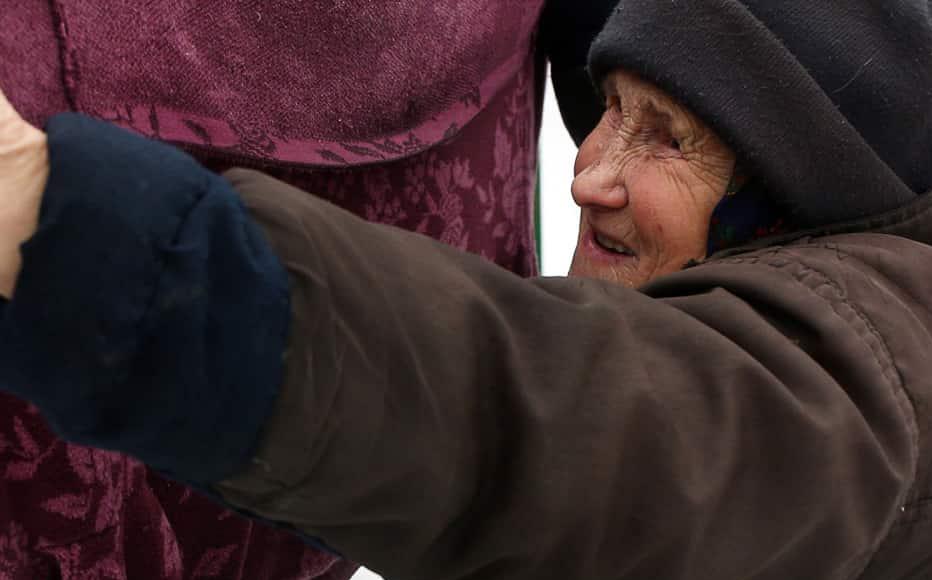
[538,74,582,277]
[350,74,579,580]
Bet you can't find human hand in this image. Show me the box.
[0,89,48,298]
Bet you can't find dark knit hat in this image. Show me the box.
[588,1,932,227]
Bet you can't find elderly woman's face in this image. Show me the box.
[569,70,736,287]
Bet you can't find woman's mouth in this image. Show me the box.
[570,226,639,282]
[593,231,636,256]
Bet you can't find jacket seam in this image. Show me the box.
[48,0,79,111]
[757,248,920,580]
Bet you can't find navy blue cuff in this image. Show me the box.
[0,113,290,484]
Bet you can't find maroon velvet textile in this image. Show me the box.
[196,61,542,276]
[31,0,542,167]
[1,1,545,578]
[0,394,360,580]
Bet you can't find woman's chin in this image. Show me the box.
[569,256,640,287]
[570,234,643,285]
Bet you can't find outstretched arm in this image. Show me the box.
[0,95,920,580]
[218,167,918,580]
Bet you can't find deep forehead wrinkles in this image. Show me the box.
[617,78,729,158]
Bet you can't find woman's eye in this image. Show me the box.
[656,132,685,159]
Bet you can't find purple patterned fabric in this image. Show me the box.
[196,61,541,275]
[1,1,545,578]
[4,0,543,275]
[45,0,542,167]
[0,394,358,580]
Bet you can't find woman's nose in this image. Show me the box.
[571,139,629,209]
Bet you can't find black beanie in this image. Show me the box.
[588,1,932,227]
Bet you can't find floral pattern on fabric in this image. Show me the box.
[0,393,350,580]
[0,26,541,580]
[2,3,543,577]
[707,183,789,255]
[48,0,544,167]
[194,54,541,277]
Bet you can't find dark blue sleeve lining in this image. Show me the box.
[0,113,290,484]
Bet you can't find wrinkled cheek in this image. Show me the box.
[651,235,705,278]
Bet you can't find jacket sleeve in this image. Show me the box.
[540,0,617,144]
[0,114,290,484]
[2,115,921,579]
[213,168,921,580]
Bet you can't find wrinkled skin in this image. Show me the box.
[570,69,735,287]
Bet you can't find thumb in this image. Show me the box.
[0,87,48,298]
[0,88,17,123]
[0,88,44,156]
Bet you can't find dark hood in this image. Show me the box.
[588,0,932,228]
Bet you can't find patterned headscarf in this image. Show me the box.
[707,177,788,255]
